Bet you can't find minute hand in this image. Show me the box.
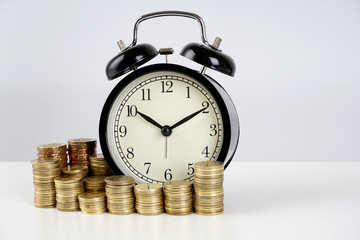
[171,107,207,129]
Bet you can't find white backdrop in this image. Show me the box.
[1,0,359,162]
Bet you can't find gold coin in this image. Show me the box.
[68,138,97,144]
[61,165,88,174]
[134,183,163,193]
[78,192,106,201]
[54,176,82,183]
[105,175,134,185]
[37,143,67,151]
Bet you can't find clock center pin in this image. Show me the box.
[161,125,172,137]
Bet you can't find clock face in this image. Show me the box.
[100,64,231,184]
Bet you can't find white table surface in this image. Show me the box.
[0,162,359,240]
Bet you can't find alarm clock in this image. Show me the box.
[99,11,239,184]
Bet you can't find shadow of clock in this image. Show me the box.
[224,162,359,215]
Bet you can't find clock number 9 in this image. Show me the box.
[164,168,173,181]
[119,125,127,137]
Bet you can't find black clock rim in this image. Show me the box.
[99,63,233,177]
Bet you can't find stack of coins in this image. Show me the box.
[68,138,97,166]
[37,143,68,167]
[31,159,61,208]
[164,180,193,215]
[78,192,107,214]
[54,176,85,211]
[193,161,224,215]
[134,183,164,215]
[105,176,135,215]
[61,165,89,179]
[89,154,112,176]
[83,176,106,192]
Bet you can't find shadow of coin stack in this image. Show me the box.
[54,176,85,211]
[78,192,107,214]
[89,154,113,176]
[68,138,97,166]
[105,176,135,214]
[135,183,164,215]
[37,143,68,168]
[31,159,61,208]
[193,161,224,215]
[164,180,193,215]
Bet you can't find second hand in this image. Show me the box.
[165,137,168,159]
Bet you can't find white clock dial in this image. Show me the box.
[104,70,224,184]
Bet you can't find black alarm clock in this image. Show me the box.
[99,11,239,184]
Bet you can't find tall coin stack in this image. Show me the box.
[105,176,135,215]
[61,165,89,179]
[84,176,106,192]
[54,176,85,211]
[89,154,112,176]
[37,143,67,167]
[164,180,193,215]
[68,138,97,166]
[134,183,164,215]
[78,192,107,214]
[31,159,61,208]
[193,161,224,215]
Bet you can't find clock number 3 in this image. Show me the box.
[210,124,217,136]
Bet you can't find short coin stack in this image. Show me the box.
[37,143,68,167]
[31,159,61,208]
[193,161,224,215]
[135,183,164,215]
[68,138,97,166]
[105,176,135,214]
[78,192,107,214]
[54,176,85,211]
[61,165,89,179]
[164,180,193,215]
[84,176,106,192]
[89,154,112,176]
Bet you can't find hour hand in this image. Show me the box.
[137,111,163,129]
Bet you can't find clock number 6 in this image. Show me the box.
[164,168,173,181]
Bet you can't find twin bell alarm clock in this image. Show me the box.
[99,11,239,184]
